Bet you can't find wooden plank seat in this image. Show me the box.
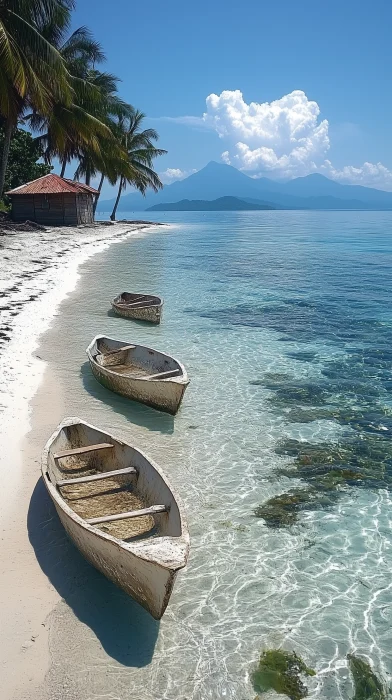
[120,298,151,307]
[116,295,145,305]
[144,369,181,380]
[86,504,168,525]
[54,443,114,460]
[57,466,137,487]
[103,344,136,356]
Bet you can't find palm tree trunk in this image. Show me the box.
[85,166,91,187]
[93,173,104,215]
[110,176,123,221]
[60,158,67,178]
[0,119,14,198]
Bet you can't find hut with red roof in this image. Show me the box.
[7,174,99,226]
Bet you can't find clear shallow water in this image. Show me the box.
[33,212,392,699]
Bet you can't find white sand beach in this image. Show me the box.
[0,221,159,699]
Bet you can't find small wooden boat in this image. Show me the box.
[86,335,189,415]
[112,292,163,324]
[42,417,190,619]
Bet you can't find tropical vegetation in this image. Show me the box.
[0,125,51,197]
[0,0,165,217]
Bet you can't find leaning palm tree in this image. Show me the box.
[110,110,167,221]
[0,0,73,195]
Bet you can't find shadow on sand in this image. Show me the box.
[28,478,159,667]
[80,361,175,434]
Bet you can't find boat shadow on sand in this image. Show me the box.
[80,361,175,434]
[28,478,159,667]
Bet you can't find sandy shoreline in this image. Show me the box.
[0,220,159,699]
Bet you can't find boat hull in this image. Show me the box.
[50,497,177,619]
[112,301,162,324]
[42,418,190,619]
[89,357,188,415]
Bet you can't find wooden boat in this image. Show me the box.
[42,417,190,619]
[112,292,163,324]
[86,335,189,415]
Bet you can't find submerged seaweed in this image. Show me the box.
[348,654,387,700]
[251,649,315,700]
[255,433,392,527]
[250,650,388,699]
[200,299,389,347]
[254,368,391,440]
[254,488,328,528]
[275,436,392,488]
[254,328,392,527]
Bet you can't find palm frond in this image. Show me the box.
[60,26,105,64]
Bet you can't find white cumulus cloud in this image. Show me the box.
[195,89,392,189]
[202,89,330,178]
[320,160,392,190]
[159,168,196,184]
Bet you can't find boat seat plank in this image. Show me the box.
[103,344,136,356]
[121,302,154,309]
[57,466,137,487]
[86,504,168,525]
[116,295,145,305]
[144,369,181,381]
[122,294,145,301]
[120,299,151,308]
[54,443,114,460]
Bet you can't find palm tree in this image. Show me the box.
[110,110,167,221]
[73,71,134,187]
[0,0,73,196]
[28,24,115,177]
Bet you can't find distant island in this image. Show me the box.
[146,196,275,212]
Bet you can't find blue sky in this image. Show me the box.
[69,0,392,195]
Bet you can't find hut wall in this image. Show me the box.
[63,194,79,225]
[11,195,35,221]
[76,193,94,224]
[33,193,67,225]
[11,191,95,226]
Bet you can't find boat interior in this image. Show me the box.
[47,422,182,543]
[114,292,161,309]
[92,337,182,380]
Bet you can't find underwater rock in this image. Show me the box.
[252,649,315,700]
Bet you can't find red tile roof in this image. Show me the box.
[6,173,99,195]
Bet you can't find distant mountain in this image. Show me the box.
[99,161,266,211]
[97,161,392,212]
[280,173,392,204]
[147,196,275,211]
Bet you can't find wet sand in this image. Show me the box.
[0,367,64,700]
[0,221,160,699]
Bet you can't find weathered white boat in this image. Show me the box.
[86,335,189,415]
[112,292,163,324]
[42,417,190,619]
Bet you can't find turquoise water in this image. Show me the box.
[35,211,392,699]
